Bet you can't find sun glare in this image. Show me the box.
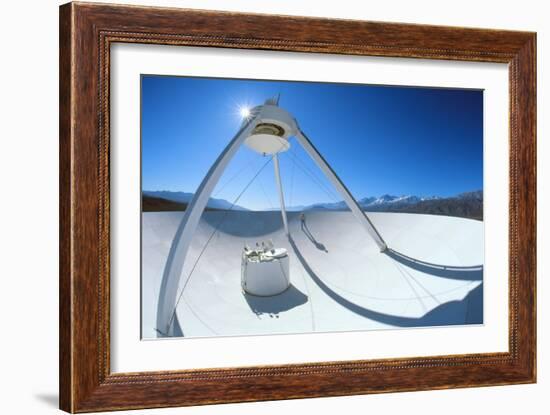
[239,106,251,119]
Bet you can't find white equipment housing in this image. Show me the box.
[241,244,290,296]
[243,102,295,155]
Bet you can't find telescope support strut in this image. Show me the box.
[273,153,289,236]
[295,130,388,252]
[156,119,257,335]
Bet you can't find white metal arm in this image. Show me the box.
[295,129,388,252]
[156,119,257,335]
[273,153,289,236]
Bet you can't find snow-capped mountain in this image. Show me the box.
[368,194,418,206]
[294,191,482,220]
[303,194,441,211]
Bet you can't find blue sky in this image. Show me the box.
[141,75,483,211]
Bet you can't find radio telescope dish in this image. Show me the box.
[156,96,388,336]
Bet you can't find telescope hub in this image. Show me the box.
[243,102,298,155]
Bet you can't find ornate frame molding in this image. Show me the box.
[60,2,536,412]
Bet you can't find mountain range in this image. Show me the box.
[142,190,483,220]
[142,190,249,211]
[301,194,438,212]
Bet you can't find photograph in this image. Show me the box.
[141,75,485,339]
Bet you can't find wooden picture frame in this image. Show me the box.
[59,2,536,412]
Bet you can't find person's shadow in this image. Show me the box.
[300,215,328,252]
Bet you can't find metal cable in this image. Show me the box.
[257,175,275,210]
[213,152,258,198]
[168,156,275,328]
[288,153,295,208]
[285,148,341,203]
[290,146,340,201]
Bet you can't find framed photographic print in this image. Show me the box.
[59,2,536,412]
